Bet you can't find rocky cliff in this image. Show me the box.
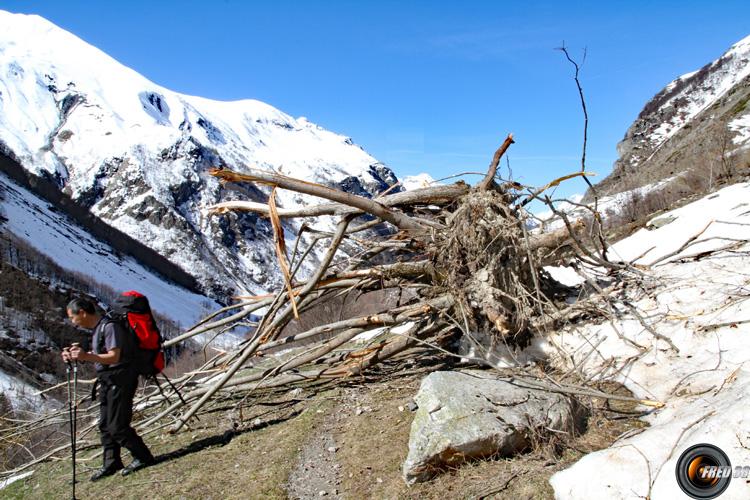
[591,34,750,199]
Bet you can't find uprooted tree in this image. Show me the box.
[2,132,665,476]
[156,133,608,432]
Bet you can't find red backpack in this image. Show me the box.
[108,291,165,376]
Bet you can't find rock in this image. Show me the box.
[398,405,405,412]
[401,370,583,484]
[647,215,677,230]
[407,400,418,412]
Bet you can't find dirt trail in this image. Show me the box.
[286,410,344,499]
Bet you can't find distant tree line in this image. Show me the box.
[0,233,185,375]
[0,147,202,295]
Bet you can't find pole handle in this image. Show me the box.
[69,343,81,369]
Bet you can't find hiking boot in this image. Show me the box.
[90,464,123,482]
[121,457,154,476]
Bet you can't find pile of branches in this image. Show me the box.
[144,133,631,430]
[1,135,649,475]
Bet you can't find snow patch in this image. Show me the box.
[0,370,48,412]
[549,181,750,499]
[729,112,750,146]
[533,178,675,232]
[402,173,436,190]
[607,182,750,264]
[0,470,34,491]
[544,265,586,287]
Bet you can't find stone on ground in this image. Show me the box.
[402,370,580,484]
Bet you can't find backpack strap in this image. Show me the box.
[96,313,132,371]
[161,372,187,405]
[96,315,114,357]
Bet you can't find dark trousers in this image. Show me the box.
[98,368,153,469]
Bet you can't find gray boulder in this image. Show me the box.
[402,370,581,484]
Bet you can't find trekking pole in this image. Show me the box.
[71,343,79,499]
[63,348,77,500]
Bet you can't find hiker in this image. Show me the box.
[62,297,155,481]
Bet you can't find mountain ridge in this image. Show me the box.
[0,10,398,301]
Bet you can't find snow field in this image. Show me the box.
[549,182,750,499]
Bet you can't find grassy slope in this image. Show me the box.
[3,397,329,500]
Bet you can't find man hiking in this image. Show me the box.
[62,297,155,481]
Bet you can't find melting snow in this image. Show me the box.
[0,369,49,413]
[730,113,750,146]
[0,470,33,490]
[533,178,676,232]
[548,182,750,499]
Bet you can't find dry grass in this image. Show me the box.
[1,371,646,499]
[1,392,333,499]
[333,376,646,499]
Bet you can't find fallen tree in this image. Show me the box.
[162,134,600,430]
[0,133,662,478]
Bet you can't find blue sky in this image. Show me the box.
[3,1,750,197]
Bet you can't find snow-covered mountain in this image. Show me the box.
[0,10,399,300]
[593,34,750,199]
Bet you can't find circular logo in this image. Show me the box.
[675,443,732,499]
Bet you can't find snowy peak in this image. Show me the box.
[594,32,750,198]
[0,10,399,300]
[0,9,377,184]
